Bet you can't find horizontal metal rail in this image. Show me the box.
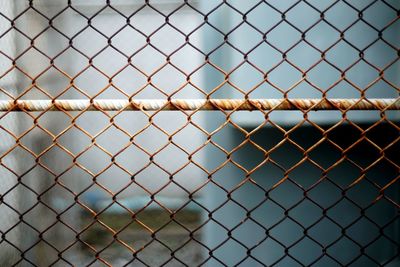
[0,98,398,111]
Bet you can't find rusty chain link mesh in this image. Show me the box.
[0,0,399,266]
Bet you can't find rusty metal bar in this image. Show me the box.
[0,98,398,111]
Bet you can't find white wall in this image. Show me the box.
[0,1,22,264]
[1,0,206,264]
[3,0,207,206]
[38,1,207,206]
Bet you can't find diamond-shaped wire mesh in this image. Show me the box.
[0,0,399,266]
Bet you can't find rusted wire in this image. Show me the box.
[0,0,399,266]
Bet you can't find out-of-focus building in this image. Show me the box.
[202,1,400,266]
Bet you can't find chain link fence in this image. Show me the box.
[0,0,399,266]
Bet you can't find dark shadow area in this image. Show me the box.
[206,121,399,266]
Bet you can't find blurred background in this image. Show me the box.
[0,0,399,266]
